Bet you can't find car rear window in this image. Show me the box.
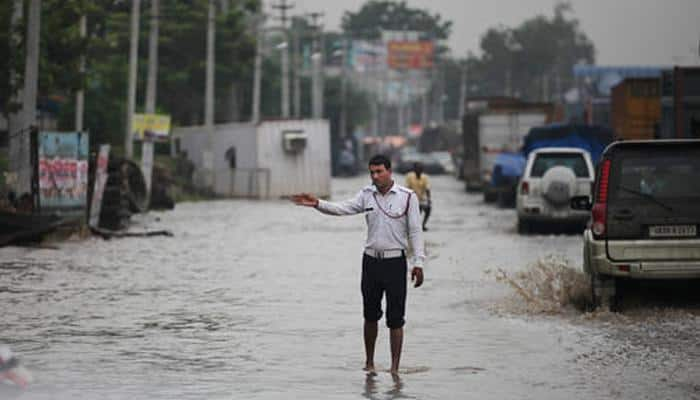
[610,151,700,200]
[530,153,589,178]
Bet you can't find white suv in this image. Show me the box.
[516,147,594,233]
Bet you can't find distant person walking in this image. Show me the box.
[291,154,425,375]
[405,162,431,231]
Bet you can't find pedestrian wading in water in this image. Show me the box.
[405,162,431,231]
[291,154,425,376]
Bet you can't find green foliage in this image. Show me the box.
[324,74,372,138]
[341,0,451,41]
[471,2,595,100]
[4,0,261,149]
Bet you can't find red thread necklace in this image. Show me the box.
[372,191,411,219]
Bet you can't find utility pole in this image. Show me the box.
[458,57,467,122]
[75,15,86,131]
[23,0,41,130]
[272,0,293,118]
[125,0,140,159]
[145,0,159,114]
[339,37,348,137]
[224,0,241,121]
[8,0,24,151]
[307,11,324,119]
[251,13,264,124]
[143,0,160,204]
[205,0,216,190]
[292,24,301,118]
[8,0,39,196]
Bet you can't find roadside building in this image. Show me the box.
[173,120,330,199]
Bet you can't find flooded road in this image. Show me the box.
[2,175,699,399]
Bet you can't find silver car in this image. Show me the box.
[571,140,700,308]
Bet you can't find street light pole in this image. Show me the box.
[251,13,264,124]
[205,0,216,190]
[272,0,293,118]
[307,12,324,119]
[125,0,141,159]
[145,0,159,115]
[76,15,86,131]
[339,37,348,137]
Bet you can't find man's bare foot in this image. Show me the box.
[363,363,376,374]
[390,368,399,376]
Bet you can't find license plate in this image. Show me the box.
[649,225,697,237]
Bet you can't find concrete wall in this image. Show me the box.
[173,123,258,197]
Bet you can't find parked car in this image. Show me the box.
[516,147,594,233]
[430,151,456,176]
[571,139,700,309]
[396,151,448,175]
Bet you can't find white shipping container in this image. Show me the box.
[256,120,331,199]
[174,120,330,199]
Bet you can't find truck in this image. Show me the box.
[461,98,552,200]
[490,123,614,209]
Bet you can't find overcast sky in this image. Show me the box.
[269,0,700,66]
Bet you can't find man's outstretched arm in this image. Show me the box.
[291,191,364,216]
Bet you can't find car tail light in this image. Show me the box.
[592,159,611,238]
[520,181,529,195]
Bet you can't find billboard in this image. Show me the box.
[387,41,433,69]
[349,41,386,72]
[132,113,171,141]
[37,131,89,215]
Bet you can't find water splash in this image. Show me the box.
[491,255,591,314]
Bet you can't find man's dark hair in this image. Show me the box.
[368,154,391,170]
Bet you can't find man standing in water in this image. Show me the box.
[291,154,425,375]
[405,162,431,231]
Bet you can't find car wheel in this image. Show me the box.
[590,273,617,311]
[483,190,497,203]
[517,218,530,234]
[497,191,509,208]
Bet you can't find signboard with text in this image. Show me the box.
[132,113,171,141]
[37,131,89,216]
[387,41,434,70]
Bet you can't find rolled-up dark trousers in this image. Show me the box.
[361,253,407,329]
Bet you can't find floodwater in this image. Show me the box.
[1,175,699,399]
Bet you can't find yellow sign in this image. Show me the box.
[132,113,171,141]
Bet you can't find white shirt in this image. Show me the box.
[316,182,426,268]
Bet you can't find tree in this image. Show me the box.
[57,0,260,147]
[341,0,451,41]
[474,1,595,100]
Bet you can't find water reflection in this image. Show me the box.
[363,372,406,400]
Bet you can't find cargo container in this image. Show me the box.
[174,120,331,199]
[610,77,661,140]
[660,67,700,139]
